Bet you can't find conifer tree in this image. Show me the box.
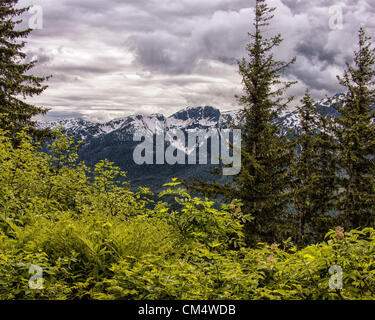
[311,110,340,239]
[333,28,375,230]
[188,0,296,245]
[0,0,50,141]
[291,91,338,244]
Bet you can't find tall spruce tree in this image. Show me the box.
[333,28,375,230]
[0,0,50,141]
[188,0,296,245]
[291,91,338,244]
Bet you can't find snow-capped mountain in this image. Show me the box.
[38,106,241,142]
[39,94,347,143]
[37,94,347,191]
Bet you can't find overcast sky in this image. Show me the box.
[18,0,375,122]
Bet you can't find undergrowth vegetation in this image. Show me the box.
[0,130,374,300]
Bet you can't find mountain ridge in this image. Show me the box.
[38,94,348,141]
[37,94,349,191]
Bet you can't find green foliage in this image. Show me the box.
[0,130,374,300]
[158,179,246,249]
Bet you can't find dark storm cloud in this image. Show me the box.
[18,0,375,120]
[295,40,337,66]
[126,7,252,74]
